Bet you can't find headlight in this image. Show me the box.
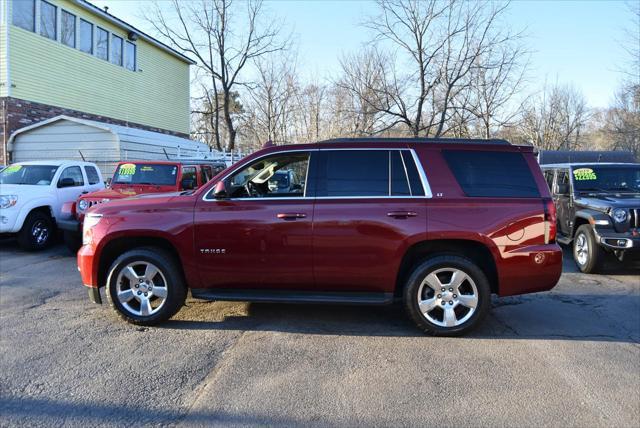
[612,208,628,223]
[77,199,89,212]
[82,214,103,245]
[0,195,18,209]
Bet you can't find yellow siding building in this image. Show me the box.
[0,0,194,164]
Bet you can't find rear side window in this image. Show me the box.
[316,150,388,197]
[84,166,100,185]
[201,166,212,183]
[543,170,555,190]
[443,150,540,198]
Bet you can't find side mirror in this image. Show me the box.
[181,178,196,190]
[557,183,570,195]
[213,181,228,199]
[58,177,76,188]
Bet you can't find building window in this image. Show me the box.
[111,34,123,66]
[125,41,136,71]
[96,27,109,60]
[79,19,93,54]
[61,10,76,48]
[12,0,35,31]
[40,0,57,40]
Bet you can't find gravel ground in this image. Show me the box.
[0,239,638,427]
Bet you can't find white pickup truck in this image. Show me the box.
[0,160,104,250]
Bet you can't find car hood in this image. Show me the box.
[0,184,52,198]
[88,191,193,215]
[575,193,640,211]
[82,186,173,200]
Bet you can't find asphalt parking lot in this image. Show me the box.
[0,239,639,427]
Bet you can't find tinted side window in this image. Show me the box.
[201,166,212,183]
[58,166,84,187]
[402,151,425,196]
[555,170,570,194]
[182,167,197,183]
[84,166,100,185]
[391,151,410,196]
[443,150,540,198]
[544,170,555,190]
[316,150,389,197]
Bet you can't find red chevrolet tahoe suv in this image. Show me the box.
[77,138,562,336]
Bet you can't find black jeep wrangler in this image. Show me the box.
[541,160,640,273]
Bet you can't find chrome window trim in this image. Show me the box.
[202,147,433,202]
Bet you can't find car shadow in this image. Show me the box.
[161,291,639,344]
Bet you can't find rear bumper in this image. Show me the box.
[497,244,563,297]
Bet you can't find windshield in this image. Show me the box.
[572,166,640,193]
[0,164,58,185]
[112,163,178,186]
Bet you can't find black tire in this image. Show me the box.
[63,231,82,254]
[105,247,187,326]
[403,255,491,336]
[573,225,605,274]
[17,211,54,251]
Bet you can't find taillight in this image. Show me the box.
[543,198,557,244]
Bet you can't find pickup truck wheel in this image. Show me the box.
[17,211,54,251]
[106,248,187,325]
[403,256,491,336]
[573,225,604,273]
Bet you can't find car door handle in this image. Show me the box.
[387,211,418,219]
[277,213,307,220]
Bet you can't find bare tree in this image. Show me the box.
[146,0,288,150]
[518,84,590,150]
[338,0,525,138]
[463,43,528,138]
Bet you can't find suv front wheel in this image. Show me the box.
[106,247,187,325]
[573,225,605,274]
[403,255,491,336]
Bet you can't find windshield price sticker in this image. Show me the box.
[573,168,597,181]
[140,166,154,172]
[119,163,137,175]
[3,165,22,174]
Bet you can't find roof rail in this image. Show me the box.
[317,137,511,145]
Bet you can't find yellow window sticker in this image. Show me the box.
[140,166,154,172]
[3,165,22,174]
[119,163,137,175]
[573,168,597,181]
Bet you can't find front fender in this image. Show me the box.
[574,208,613,233]
[13,198,56,232]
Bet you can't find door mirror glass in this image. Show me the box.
[213,181,228,199]
[58,177,76,188]
[181,178,196,190]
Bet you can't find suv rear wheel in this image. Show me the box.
[573,225,604,274]
[403,255,491,336]
[17,211,54,251]
[106,247,187,325]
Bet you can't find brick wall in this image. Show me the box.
[0,97,190,164]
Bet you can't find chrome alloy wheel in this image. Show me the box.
[115,262,168,317]
[416,268,479,328]
[574,233,589,266]
[31,220,50,246]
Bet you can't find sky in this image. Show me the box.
[93,0,636,109]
